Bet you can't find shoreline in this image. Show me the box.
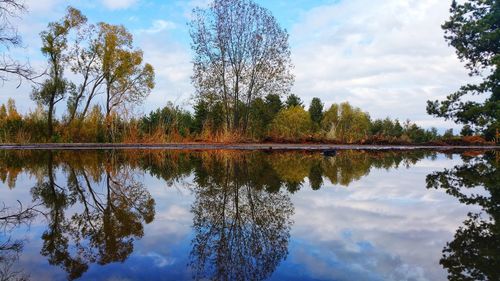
[0,143,498,151]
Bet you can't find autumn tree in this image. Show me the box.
[50,10,155,138]
[322,102,371,143]
[66,23,105,123]
[0,98,22,141]
[269,106,312,140]
[189,0,294,133]
[98,23,154,119]
[427,0,500,139]
[31,7,86,138]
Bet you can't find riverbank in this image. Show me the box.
[0,143,498,151]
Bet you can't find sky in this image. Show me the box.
[0,0,472,131]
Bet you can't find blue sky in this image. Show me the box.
[0,0,471,130]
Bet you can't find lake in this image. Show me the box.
[0,149,498,281]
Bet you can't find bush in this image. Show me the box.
[140,103,194,139]
[269,106,312,141]
[321,102,370,143]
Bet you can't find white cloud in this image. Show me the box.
[291,0,472,129]
[102,0,138,10]
[24,0,64,13]
[134,24,194,112]
[137,20,177,34]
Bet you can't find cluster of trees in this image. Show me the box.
[0,97,108,142]
[34,7,155,141]
[0,4,154,142]
[190,94,462,143]
[1,95,467,143]
[0,0,497,144]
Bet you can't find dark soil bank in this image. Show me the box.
[0,143,498,151]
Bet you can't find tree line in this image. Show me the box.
[0,0,497,144]
[0,95,473,143]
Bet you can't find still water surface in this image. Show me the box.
[0,149,498,281]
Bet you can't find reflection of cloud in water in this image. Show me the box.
[146,205,191,237]
[0,150,493,280]
[144,252,176,267]
[289,240,427,281]
[286,166,478,281]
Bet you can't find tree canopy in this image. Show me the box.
[427,0,500,139]
[189,0,294,133]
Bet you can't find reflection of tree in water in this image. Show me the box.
[27,151,155,280]
[1,149,434,193]
[268,150,432,191]
[0,238,29,281]
[189,153,294,281]
[426,151,500,281]
[0,200,39,281]
[0,149,438,280]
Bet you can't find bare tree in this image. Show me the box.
[190,0,294,133]
[0,0,36,86]
[0,238,29,281]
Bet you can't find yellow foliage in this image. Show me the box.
[322,102,370,143]
[269,106,313,141]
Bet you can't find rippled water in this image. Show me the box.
[0,149,498,281]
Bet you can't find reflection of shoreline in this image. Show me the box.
[1,149,441,280]
[0,150,496,280]
[0,143,499,150]
[1,150,438,193]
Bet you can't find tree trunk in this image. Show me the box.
[105,83,112,142]
[48,98,54,139]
